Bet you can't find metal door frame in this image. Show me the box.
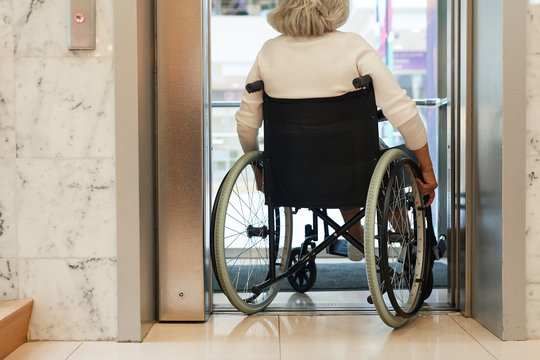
[451,0,527,340]
[156,0,212,321]
[209,1,461,313]
[447,0,473,315]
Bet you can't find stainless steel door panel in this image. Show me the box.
[156,0,211,321]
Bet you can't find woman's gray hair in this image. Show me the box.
[267,0,349,37]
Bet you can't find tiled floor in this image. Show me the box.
[6,313,540,360]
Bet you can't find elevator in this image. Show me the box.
[154,0,465,322]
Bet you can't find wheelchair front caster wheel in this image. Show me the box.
[287,247,317,293]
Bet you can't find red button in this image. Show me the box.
[74,12,86,24]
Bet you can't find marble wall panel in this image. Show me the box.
[527,54,540,156]
[528,254,540,287]
[14,57,114,158]
[529,3,540,55]
[0,0,13,58]
[526,156,540,235]
[0,159,16,258]
[527,283,540,338]
[19,257,117,340]
[0,258,17,300]
[1,0,118,342]
[0,58,15,158]
[13,0,113,58]
[526,157,540,281]
[17,159,116,258]
[528,0,540,339]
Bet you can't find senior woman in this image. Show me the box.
[235,0,438,261]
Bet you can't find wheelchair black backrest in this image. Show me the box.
[257,76,380,209]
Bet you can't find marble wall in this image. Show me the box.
[0,0,116,340]
[527,0,540,339]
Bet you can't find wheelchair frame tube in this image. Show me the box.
[252,208,365,295]
[312,209,366,254]
[268,207,276,280]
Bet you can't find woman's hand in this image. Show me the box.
[412,144,438,207]
[415,168,438,207]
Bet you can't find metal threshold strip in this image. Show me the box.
[212,304,456,316]
[212,288,455,315]
[212,98,448,108]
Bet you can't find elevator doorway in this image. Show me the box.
[210,0,454,312]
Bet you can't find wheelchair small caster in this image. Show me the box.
[287,247,317,293]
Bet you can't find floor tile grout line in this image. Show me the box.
[65,342,84,360]
[278,315,282,360]
[447,314,499,360]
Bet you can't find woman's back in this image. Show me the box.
[255,31,362,99]
[238,30,418,135]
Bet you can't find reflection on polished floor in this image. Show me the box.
[7,313,540,360]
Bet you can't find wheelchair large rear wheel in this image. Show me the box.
[212,151,293,314]
[364,149,428,328]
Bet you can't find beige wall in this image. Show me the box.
[115,0,157,341]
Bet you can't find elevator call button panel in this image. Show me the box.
[68,0,96,50]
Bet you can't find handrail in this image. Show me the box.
[211,98,448,108]
[414,98,448,107]
[212,101,244,108]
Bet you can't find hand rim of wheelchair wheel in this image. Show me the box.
[210,169,231,292]
[364,149,428,328]
[212,151,293,314]
[379,159,428,318]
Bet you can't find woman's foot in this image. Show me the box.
[347,241,364,261]
[340,208,365,261]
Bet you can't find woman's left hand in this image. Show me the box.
[415,168,438,207]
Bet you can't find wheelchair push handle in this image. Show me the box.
[352,75,372,89]
[246,76,387,121]
[246,80,264,94]
[248,76,372,94]
[352,76,386,121]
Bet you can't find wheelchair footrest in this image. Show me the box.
[327,238,348,257]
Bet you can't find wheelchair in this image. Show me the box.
[211,75,434,328]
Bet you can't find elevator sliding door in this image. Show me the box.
[157,0,211,321]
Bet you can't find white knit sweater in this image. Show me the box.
[236,30,427,153]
